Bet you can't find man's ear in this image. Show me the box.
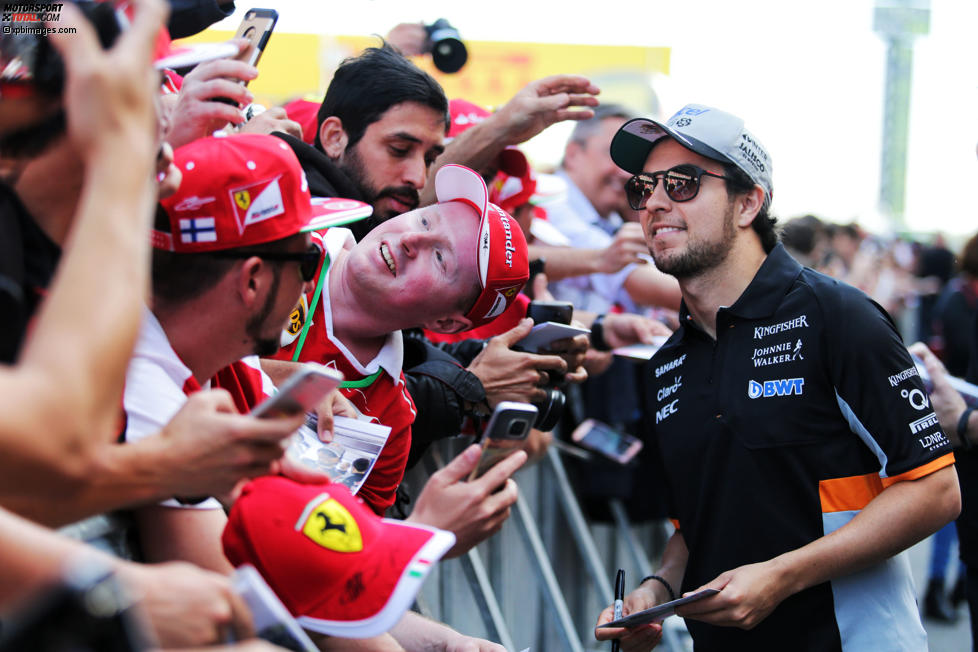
[234,256,265,309]
[735,185,765,229]
[424,313,473,335]
[318,116,349,161]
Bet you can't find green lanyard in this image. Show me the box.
[291,252,329,363]
[290,251,382,389]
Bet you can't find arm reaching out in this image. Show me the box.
[0,0,167,502]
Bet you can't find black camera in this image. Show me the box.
[524,300,574,432]
[0,2,123,98]
[424,18,467,74]
[0,2,122,157]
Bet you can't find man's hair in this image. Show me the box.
[560,104,635,169]
[567,103,635,146]
[315,42,449,152]
[780,214,825,257]
[722,162,779,254]
[151,206,307,305]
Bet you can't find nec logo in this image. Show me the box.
[748,378,804,399]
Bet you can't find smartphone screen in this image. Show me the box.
[572,420,643,463]
[234,8,279,68]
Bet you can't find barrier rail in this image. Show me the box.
[405,435,687,651]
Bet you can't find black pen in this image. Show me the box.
[612,568,625,652]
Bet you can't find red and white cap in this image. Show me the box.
[154,134,370,252]
[434,164,529,329]
[222,476,455,639]
[489,154,537,214]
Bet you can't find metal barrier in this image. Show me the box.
[405,436,687,652]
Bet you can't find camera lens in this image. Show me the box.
[533,387,565,432]
[508,419,528,437]
[425,19,467,73]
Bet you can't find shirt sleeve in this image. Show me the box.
[823,282,953,480]
[123,357,222,510]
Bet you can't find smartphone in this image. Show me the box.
[570,419,643,464]
[234,8,279,69]
[232,565,317,652]
[526,300,573,326]
[250,365,343,419]
[468,401,538,481]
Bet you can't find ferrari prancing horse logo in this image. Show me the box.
[297,494,363,553]
[234,190,252,211]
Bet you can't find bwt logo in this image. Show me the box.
[748,378,804,399]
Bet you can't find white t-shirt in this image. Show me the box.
[123,308,275,509]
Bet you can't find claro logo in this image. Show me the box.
[748,378,805,399]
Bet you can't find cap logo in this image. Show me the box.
[297,494,363,553]
[484,290,508,320]
[229,176,286,234]
[179,217,216,244]
[498,211,514,268]
[174,195,216,212]
[669,107,709,123]
[674,117,692,128]
[737,133,768,173]
[234,190,251,211]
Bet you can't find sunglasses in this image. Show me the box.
[624,164,732,210]
[211,244,322,283]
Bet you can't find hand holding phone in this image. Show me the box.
[234,8,279,69]
[251,365,344,419]
[468,402,538,480]
[570,419,643,464]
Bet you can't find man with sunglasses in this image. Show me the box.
[595,104,960,651]
[122,133,354,571]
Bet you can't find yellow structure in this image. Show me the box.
[175,31,670,112]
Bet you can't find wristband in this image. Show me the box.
[590,314,611,351]
[640,574,676,602]
[958,407,975,451]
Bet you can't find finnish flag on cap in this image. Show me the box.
[179,217,217,244]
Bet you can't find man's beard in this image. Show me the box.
[245,264,285,357]
[652,203,737,279]
[342,143,420,227]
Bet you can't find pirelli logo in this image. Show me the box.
[909,412,940,435]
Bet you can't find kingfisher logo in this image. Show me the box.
[748,378,804,399]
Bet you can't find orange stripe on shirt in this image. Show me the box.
[820,453,957,512]
[819,473,884,513]
[881,453,955,488]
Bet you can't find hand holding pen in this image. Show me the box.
[612,568,624,652]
